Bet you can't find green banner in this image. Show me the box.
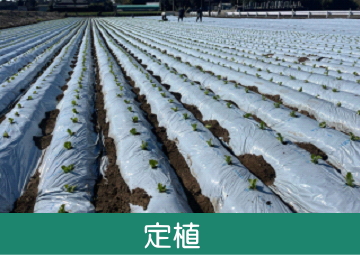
[1,214,359,254]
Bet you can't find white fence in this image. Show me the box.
[190,10,360,18]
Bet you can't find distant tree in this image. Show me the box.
[327,0,358,9]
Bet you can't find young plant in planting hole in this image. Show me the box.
[289,111,297,118]
[311,154,322,164]
[72,108,79,114]
[183,113,189,120]
[8,118,14,124]
[298,87,302,92]
[157,87,162,92]
[244,87,249,93]
[226,102,232,108]
[70,117,78,123]
[64,184,76,193]
[117,93,123,98]
[27,96,33,100]
[149,159,158,169]
[124,99,131,104]
[168,99,174,103]
[36,86,41,89]
[345,172,355,187]
[225,155,232,165]
[130,128,138,135]
[71,100,77,106]
[15,112,19,117]
[337,102,341,107]
[204,90,209,95]
[67,129,75,136]
[319,122,326,128]
[243,113,252,118]
[3,131,9,138]
[157,183,167,193]
[58,204,68,213]
[322,85,327,90]
[274,102,281,108]
[205,124,212,129]
[171,107,178,112]
[127,106,132,112]
[61,164,74,173]
[349,132,360,141]
[248,179,257,190]
[213,95,220,101]
[17,103,22,108]
[63,141,72,150]
[160,92,166,98]
[262,95,266,101]
[258,121,266,130]
[132,116,139,123]
[276,133,285,144]
[206,139,213,147]
[141,141,148,150]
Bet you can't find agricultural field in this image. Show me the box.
[1,17,360,213]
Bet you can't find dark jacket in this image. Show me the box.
[197,8,203,16]
[179,9,185,17]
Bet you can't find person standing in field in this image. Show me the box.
[178,8,185,22]
[196,7,203,22]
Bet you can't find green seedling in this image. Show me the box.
[70,118,78,123]
[132,116,139,123]
[276,133,285,144]
[71,100,77,106]
[3,131,9,138]
[67,129,75,136]
[262,95,266,101]
[149,159,158,169]
[205,124,212,129]
[160,92,166,98]
[289,111,297,118]
[127,107,132,112]
[225,155,232,165]
[63,141,72,150]
[15,112,19,117]
[27,96,33,100]
[298,87,302,92]
[311,154,322,164]
[72,108,79,114]
[350,132,360,141]
[345,172,355,187]
[141,141,148,150]
[157,87,162,92]
[213,95,220,101]
[58,204,68,213]
[17,103,22,108]
[124,100,131,104]
[337,102,341,107]
[64,184,76,193]
[191,123,197,131]
[319,122,326,128]
[168,99,174,103]
[357,110,360,115]
[248,179,257,190]
[290,75,296,80]
[117,93,123,98]
[75,94,79,100]
[245,87,249,93]
[61,164,74,173]
[157,183,167,193]
[119,86,124,91]
[258,121,266,130]
[274,102,281,108]
[204,90,209,95]
[322,85,327,90]
[8,118,14,124]
[130,128,138,135]
[226,102,232,108]
[171,107,178,112]
[206,139,213,147]
[36,86,41,89]
[243,113,252,118]
[152,83,156,87]
[183,113,189,120]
